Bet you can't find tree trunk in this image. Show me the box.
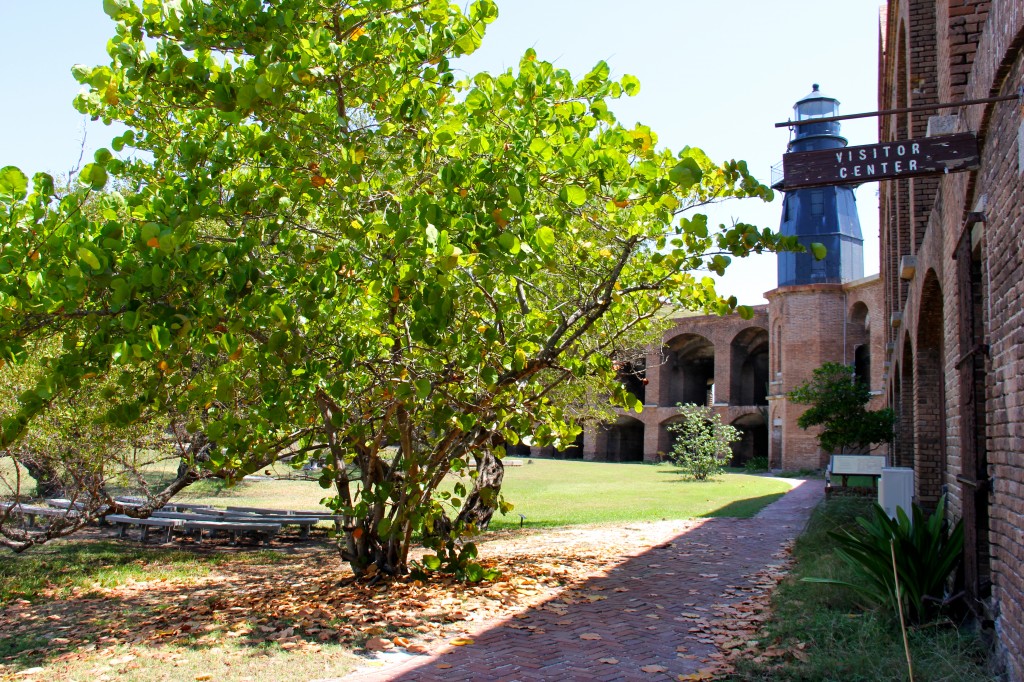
[455,449,504,530]
[16,455,65,499]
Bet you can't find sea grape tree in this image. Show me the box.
[0,0,793,574]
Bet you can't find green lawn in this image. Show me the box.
[486,459,792,529]
[165,458,792,529]
[0,542,283,605]
[6,457,793,528]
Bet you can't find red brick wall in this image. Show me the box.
[765,277,886,472]
[590,308,770,463]
[879,0,1024,674]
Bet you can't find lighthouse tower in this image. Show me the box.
[777,84,864,286]
[767,84,878,472]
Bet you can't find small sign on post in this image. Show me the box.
[781,132,979,190]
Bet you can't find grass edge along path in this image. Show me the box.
[728,496,999,681]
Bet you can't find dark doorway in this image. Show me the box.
[662,334,715,406]
[956,234,992,612]
[730,328,769,406]
[617,358,647,405]
[601,418,645,462]
[730,412,769,467]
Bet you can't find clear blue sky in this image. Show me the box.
[0,1,882,304]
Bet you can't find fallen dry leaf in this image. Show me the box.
[449,637,474,646]
[579,633,602,640]
[598,657,619,664]
[365,637,394,651]
[641,664,668,673]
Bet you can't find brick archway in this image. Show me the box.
[661,333,715,407]
[729,327,769,407]
[914,272,945,508]
[895,338,915,468]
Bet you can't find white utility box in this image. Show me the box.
[879,467,915,520]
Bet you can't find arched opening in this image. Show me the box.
[557,432,585,460]
[848,301,871,387]
[956,229,992,607]
[915,272,946,508]
[854,345,871,387]
[896,339,915,468]
[730,327,769,406]
[661,334,715,407]
[598,416,645,462]
[505,442,532,458]
[730,412,769,467]
[616,356,646,405]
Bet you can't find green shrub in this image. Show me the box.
[744,456,770,473]
[667,404,740,481]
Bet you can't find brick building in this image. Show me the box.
[878,0,1024,675]
[579,308,771,466]
[531,87,890,474]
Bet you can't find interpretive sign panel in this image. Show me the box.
[782,132,979,189]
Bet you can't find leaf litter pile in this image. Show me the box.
[0,520,807,681]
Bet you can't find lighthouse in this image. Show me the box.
[766,84,883,473]
[777,85,864,286]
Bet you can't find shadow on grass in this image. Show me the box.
[1,484,823,678]
[0,541,293,669]
[701,492,788,518]
[0,541,286,604]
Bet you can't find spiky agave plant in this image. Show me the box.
[804,495,964,624]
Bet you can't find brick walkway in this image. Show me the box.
[343,479,824,681]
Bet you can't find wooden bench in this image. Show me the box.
[106,514,184,543]
[181,519,281,545]
[1,502,80,527]
[826,454,886,496]
[155,510,322,539]
[223,506,344,531]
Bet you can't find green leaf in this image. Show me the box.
[414,378,432,399]
[669,158,703,191]
[77,246,101,271]
[79,163,108,190]
[464,562,484,582]
[255,75,274,99]
[103,0,136,20]
[621,74,641,96]
[423,554,442,571]
[682,215,708,239]
[141,222,161,242]
[561,186,586,206]
[535,226,555,252]
[0,166,28,201]
[810,242,828,260]
[497,232,517,253]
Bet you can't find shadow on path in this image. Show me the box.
[345,478,824,681]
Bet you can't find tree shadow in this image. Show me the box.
[0,482,823,680]
[700,493,788,518]
[344,480,823,681]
